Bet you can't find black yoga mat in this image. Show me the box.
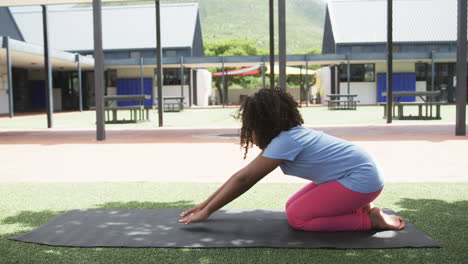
[10,208,440,249]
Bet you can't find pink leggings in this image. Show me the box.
[286,181,381,232]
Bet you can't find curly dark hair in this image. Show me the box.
[236,88,304,159]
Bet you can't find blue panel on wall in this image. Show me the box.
[377,73,416,102]
[29,80,46,109]
[116,78,153,107]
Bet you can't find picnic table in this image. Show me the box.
[155,96,184,112]
[104,95,151,123]
[326,94,359,110]
[380,91,446,120]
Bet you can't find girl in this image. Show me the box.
[179,88,405,231]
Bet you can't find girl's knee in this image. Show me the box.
[286,208,306,230]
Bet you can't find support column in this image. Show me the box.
[386,0,393,124]
[5,37,14,118]
[431,50,435,91]
[456,0,467,136]
[299,66,303,104]
[305,58,309,107]
[140,56,144,107]
[189,69,193,107]
[262,56,266,89]
[93,0,105,140]
[346,53,350,94]
[180,56,184,104]
[278,0,286,90]
[76,54,83,112]
[221,56,226,106]
[269,0,275,89]
[155,0,163,127]
[42,5,53,128]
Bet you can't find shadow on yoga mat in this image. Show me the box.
[10,208,440,249]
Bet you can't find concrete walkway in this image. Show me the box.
[0,123,467,183]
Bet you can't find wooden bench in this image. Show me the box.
[327,100,359,110]
[155,97,184,112]
[105,105,149,124]
[164,102,183,112]
[104,95,151,124]
[380,101,447,120]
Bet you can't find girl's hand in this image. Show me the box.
[178,209,211,224]
[180,203,206,218]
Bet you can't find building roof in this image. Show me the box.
[11,3,199,51]
[327,0,457,44]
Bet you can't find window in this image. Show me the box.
[415,63,429,81]
[162,68,190,85]
[106,69,117,87]
[338,64,375,82]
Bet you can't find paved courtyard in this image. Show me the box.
[0,123,467,184]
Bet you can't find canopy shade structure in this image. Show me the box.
[213,66,260,77]
[211,65,317,77]
[266,65,317,75]
[0,0,128,7]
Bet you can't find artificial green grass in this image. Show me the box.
[1,105,466,129]
[1,183,467,264]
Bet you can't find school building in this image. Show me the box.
[320,0,464,105]
[0,3,209,115]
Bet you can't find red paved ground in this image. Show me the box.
[0,123,467,183]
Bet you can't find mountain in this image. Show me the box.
[198,0,326,53]
[78,0,326,53]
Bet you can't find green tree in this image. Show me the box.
[205,38,267,104]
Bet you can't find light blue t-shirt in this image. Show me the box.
[263,126,384,193]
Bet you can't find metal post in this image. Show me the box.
[269,0,275,89]
[262,56,266,89]
[386,0,393,124]
[180,56,184,105]
[42,5,53,128]
[305,58,309,107]
[456,0,467,136]
[76,54,83,112]
[431,50,435,91]
[140,56,144,107]
[93,0,105,140]
[189,69,193,107]
[346,53,350,94]
[299,65,303,104]
[221,56,225,106]
[155,0,163,127]
[5,37,14,118]
[278,0,286,90]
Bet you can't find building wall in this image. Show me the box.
[0,8,24,42]
[336,43,457,55]
[375,61,416,73]
[191,13,205,57]
[322,7,335,54]
[0,61,9,114]
[195,69,211,106]
[115,67,196,107]
[329,61,429,105]
[338,82,376,105]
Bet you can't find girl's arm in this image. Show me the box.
[179,175,232,217]
[179,152,282,224]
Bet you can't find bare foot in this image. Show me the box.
[369,207,405,230]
